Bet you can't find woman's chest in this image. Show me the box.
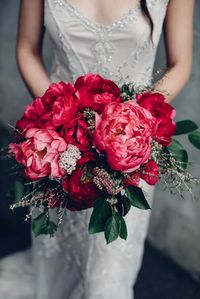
[44,0,169,83]
[64,0,140,26]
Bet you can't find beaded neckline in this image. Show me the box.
[58,0,141,32]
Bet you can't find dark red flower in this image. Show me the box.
[136,92,176,147]
[62,168,101,211]
[77,151,97,166]
[123,172,141,187]
[75,73,121,113]
[60,113,93,152]
[16,82,78,133]
[141,159,159,185]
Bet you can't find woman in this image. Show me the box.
[17,0,195,298]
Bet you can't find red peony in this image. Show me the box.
[141,159,159,185]
[94,101,155,173]
[62,168,101,210]
[77,151,97,166]
[61,113,93,152]
[9,128,67,180]
[123,172,141,187]
[16,82,78,133]
[136,92,176,147]
[75,73,121,113]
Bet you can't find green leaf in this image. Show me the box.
[174,120,198,135]
[8,180,32,203]
[166,139,188,169]
[32,212,57,237]
[175,150,188,169]
[167,139,184,151]
[89,199,112,234]
[104,215,119,244]
[121,84,130,94]
[13,181,25,202]
[44,221,58,237]
[115,213,128,240]
[126,186,151,210]
[32,212,47,237]
[188,129,200,150]
[116,196,131,216]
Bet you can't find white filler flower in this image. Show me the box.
[59,144,81,175]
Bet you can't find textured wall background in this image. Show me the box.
[0,0,200,278]
[149,0,200,279]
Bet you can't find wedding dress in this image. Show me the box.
[33,1,169,298]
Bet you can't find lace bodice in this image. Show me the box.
[45,0,169,85]
[34,2,170,298]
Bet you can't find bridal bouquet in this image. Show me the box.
[8,73,200,243]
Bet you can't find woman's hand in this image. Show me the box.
[17,0,51,97]
[155,0,195,102]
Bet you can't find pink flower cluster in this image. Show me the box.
[9,73,176,210]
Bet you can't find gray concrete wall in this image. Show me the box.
[0,0,52,125]
[0,0,200,278]
[0,1,30,124]
[148,0,200,279]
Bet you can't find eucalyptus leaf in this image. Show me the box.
[89,199,112,234]
[188,129,200,150]
[126,186,151,210]
[104,215,119,244]
[174,120,198,135]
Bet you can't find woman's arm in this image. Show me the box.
[17,0,51,97]
[155,0,195,102]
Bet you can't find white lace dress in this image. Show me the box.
[33,1,169,298]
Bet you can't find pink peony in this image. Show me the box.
[94,101,155,173]
[9,128,67,180]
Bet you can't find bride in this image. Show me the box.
[17,0,195,298]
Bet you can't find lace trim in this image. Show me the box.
[54,0,142,34]
[89,29,152,86]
